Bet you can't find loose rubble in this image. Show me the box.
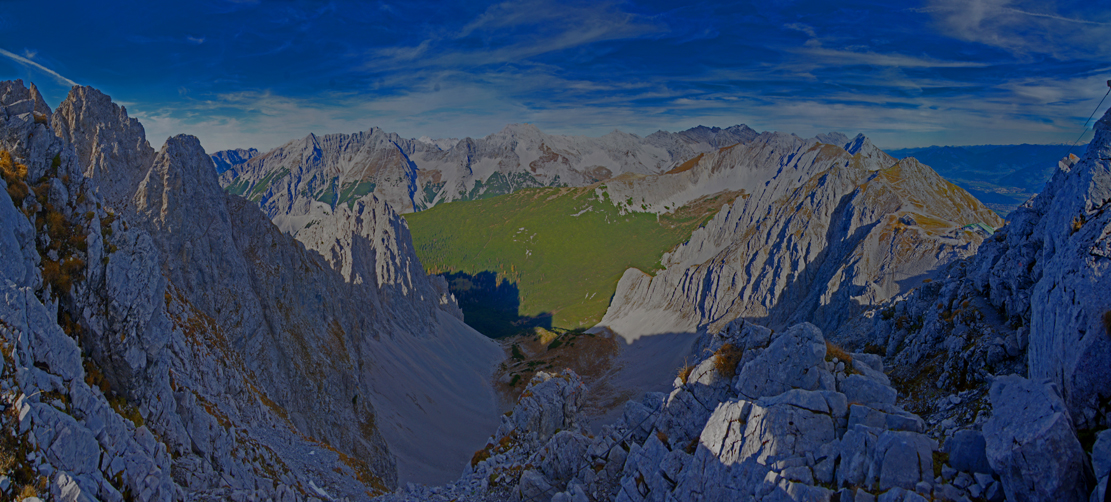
[377,320,1017,502]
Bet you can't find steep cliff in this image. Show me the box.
[0,79,504,501]
[800,109,1111,502]
[835,108,1111,430]
[598,132,1002,341]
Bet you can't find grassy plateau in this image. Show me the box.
[404,185,740,336]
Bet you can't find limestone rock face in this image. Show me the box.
[983,375,1092,501]
[214,123,760,236]
[980,111,1111,429]
[380,320,960,502]
[735,323,831,399]
[1093,430,1111,501]
[296,194,463,319]
[0,80,56,182]
[52,85,154,210]
[598,132,1002,341]
[825,107,1111,502]
[0,79,504,500]
[134,134,264,336]
[945,429,993,475]
[211,147,257,174]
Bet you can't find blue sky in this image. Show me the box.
[1,0,1109,152]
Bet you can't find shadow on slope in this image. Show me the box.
[443,270,552,338]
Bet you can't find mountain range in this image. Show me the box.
[0,78,1108,502]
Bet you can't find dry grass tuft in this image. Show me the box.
[0,150,29,206]
[19,484,38,500]
[471,447,491,467]
[655,430,669,447]
[677,363,694,384]
[825,341,853,365]
[713,343,744,379]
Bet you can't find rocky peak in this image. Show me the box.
[296,193,463,320]
[599,131,998,340]
[136,134,225,226]
[0,80,64,181]
[0,79,52,120]
[676,123,759,148]
[210,147,259,174]
[52,85,155,211]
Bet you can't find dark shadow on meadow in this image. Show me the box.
[442,271,552,338]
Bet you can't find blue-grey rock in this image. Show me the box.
[983,375,1092,502]
[946,429,993,475]
[840,374,897,407]
[736,323,831,399]
[934,483,965,502]
[1092,429,1111,480]
[839,425,880,487]
[757,388,831,414]
[885,413,925,433]
[877,487,907,502]
[870,430,936,491]
[1090,477,1107,502]
[848,404,886,429]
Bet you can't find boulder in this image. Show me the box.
[506,371,585,443]
[756,388,831,414]
[946,429,992,474]
[735,323,832,399]
[983,375,1092,501]
[740,402,836,464]
[840,374,897,407]
[532,431,591,488]
[868,430,936,491]
[698,399,752,464]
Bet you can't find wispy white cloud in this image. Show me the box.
[783,23,817,39]
[925,0,1111,58]
[1001,6,1111,26]
[780,20,988,69]
[370,0,666,70]
[128,64,1111,155]
[796,47,989,68]
[0,48,78,87]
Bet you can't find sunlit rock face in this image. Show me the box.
[214,122,760,233]
[824,108,1111,502]
[598,131,1002,341]
[0,80,504,500]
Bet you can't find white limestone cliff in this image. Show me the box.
[214,123,760,237]
[0,80,505,501]
[598,132,1003,342]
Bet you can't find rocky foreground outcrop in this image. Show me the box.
[0,79,503,500]
[377,319,1017,502]
[824,108,1111,502]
